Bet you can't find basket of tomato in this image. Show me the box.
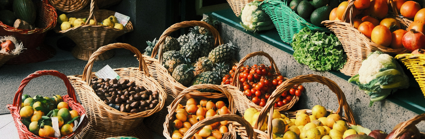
[222,51,302,114]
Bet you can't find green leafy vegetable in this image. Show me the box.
[291,27,346,71]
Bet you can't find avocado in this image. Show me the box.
[311,0,329,8]
[310,5,332,26]
[297,0,314,22]
[289,0,302,11]
[0,10,16,26]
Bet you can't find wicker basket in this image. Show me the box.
[56,0,134,61]
[235,74,357,139]
[76,119,151,139]
[0,36,24,67]
[0,0,57,64]
[67,43,167,133]
[261,0,329,43]
[163,84,239,139]
[395,54,425,97]
[322,0,410,76]
[391,113,425,138]
[229,51,298,114]
[48,0,89,13]
[6,70,88,139]
[226,0,255,17]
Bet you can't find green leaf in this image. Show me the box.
[66,116,80,124]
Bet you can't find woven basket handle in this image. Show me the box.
[168,84,235,114]
[393,113,425,138]
[12,70,78,108]
[182,114,257,139]
[231,51,282,87]
[81,43,150,84]
[254,74,356,131]
[85,0,98,25]
[151,21,223,62]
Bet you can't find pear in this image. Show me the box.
[103,18,114,28]
[89,19,95,25]
[243,108,258,124]
[61,22,71,31]
[312,105,327,118]
[114,23,124,30]
[333,120,347,132]
[295,114,310,126]
[109,16,118,23]
[305,128,321,139]
[73,19,83,27]
[330,129,343,139]
[343,129,357,138]
[59,14,68,23]
[68,17,76,25]
[272,118,286,134]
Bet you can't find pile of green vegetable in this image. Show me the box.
[349,51,409,106]
[291,27,346,71]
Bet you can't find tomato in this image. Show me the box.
[252,97,260,104]
[289,88,295,95]
[251,88,256,94]
[371,25,392,47]
[286,95,292,101]
[275,103,278,107]
[232,65,237,71]
[276,97,281,102]
[256,69,262,74]
[277,101,284,107]
[261,68,267,75]
[272,79,278,86]
[265,93,271,99]
[253,64,258,68]
[244,90,252,97]
[258,82,264,88]
[278,80,283,85]
[243,85,251,90]
[282,99,288,105]
[255,90,262,97]
[295,90,302,97]
[260,64,266,69]
[254,74,260,80]
[281,90,288,97]
[247,74,253,81]
[262,86,269,92]
[240,77,246,83]
[263,80,270,87]
[293,84,299,89]
[225,80,231,84]
[259,100,266,107]
[277,75,283,81]
[297,85,305,92]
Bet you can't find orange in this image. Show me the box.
[196,115,205,121]
[368,0,388,19]
[206,109,216,118]
[183,122,191,129]
[361,16,380,26]
[60,124,73,136]
[206,101,216,110]
[215,101,225,109]
[380,18,401,32]
[179,127,188,135]
[408,21,425,34]
[329,8,338,21]
[220,120,228,126]
[57,102,69,109]
[400,1,421,19]
[336,2,349,20]
[176,113,187,122]
[69,110,79,119]
[20,106,34,118]
[39,125,55,137]
[371,25,393,47]
[219,125,228,133]
[186,104,198,114]
[200,99,208,107]
[358,21,376,38]
[212,130,222,139]
[196,106,206,116]
[189,116,198,125]
[414,9,425,23]
[186,98,197,106]
[391,29,407,49]
[354,0,370,9]
[394,0,407,11]
[353,18,362,29]
[31,110,44,122]
[219,106,230,115]
[173,119,183,129]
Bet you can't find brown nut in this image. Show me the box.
[139,106,145,111]
[121,84,127,89]
[125,104,131,112]
[111,78,118,84]
[124,91,129,96]
[115,97,123,103]
[129,95,134,101]
[139,87,146,91]
[152,100,158,106]
[111,91,117,96]
[120,104,126,112]
[104,93,111,97]
[117,90,122,95]
[103,99,109,105]
[146,90,152,95]
[144,106,149,110]
[112,84,119,88]
[130,108,138,113]
[146,100,151,104]
[128,86,135,91]
[133,93,141,101]
[140,92,148,100]
[140,100,147,107]
[119,79,129,84]
[127,81,135,87]
[134,87,140,92]
[130,101,140,108]
[148,95,153,101]
[129,91,137,95]
[108,88,115,92]
[105,78,111,82]
[149,103,155,109]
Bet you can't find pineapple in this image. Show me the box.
[199,16,220,35]
[208,42,238,64]
[143,38,158,57]
[162,50,181,63]
[213,62,231,77]
[172,64,195,86]
[191,71,221,86]
[194,57,213,76]
[162,50,185,73]
[161,36,180,52]
[177,34,190,47]
[198,34,214,57]
[179,34,202,63]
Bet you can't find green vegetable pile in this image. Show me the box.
[291,27,346,71]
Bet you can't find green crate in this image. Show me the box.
[261,0,329,43]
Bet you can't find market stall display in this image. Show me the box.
[0,0,57,64]
[0,36,23,67]
[7,70,88,139]
[67,43,166,133]
[56,0,133,61]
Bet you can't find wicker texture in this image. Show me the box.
[322,0,409,76]
[395,54,425,97]
[163,84,237,139]
[56,0,134,61]
[236,74,356,139]
[226,0,255,17]
[7,70,88,139]
[0,36,24,67]
[0,0,57,64]
[229,51,298,114]
[68,43,166,133]
[393,113,425,138]
[76,120,151,139]
[262,0,329,43]
[48,0,89,13]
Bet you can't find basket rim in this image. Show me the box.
[48,0,90,13]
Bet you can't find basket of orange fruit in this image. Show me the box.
[236,74,369,139]
[222,51,302,114]
[322,0,415,76]
[7,70,88,138]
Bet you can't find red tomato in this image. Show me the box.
[250,69,255,74]
[277,101,283,107]
[278,80,283,85]
[281,90,288,97]
[276,97,281,102]
[225,80,231,84]
[251,88,256,93]
[282,99,288,105]
[256,69,262,75]
[277,75,283,81]
[253,64,258,68]
[286,95,292,101]
[289,88,295,95]
[274,103,278,107]
[295,90,301,97]
[244,85,251,90]
[265,93,270,99]
[262,86,268,92]
[272,79,278,86]
[247,74,253,81]
[254,74,260,80]
[298,85,304,92]
[258,82,264,88]
[261,68,267,75]
[260,64,266,69]
[255,90,262,97]
[240,78,246,83]
[252,97,260,104]
[293,84,299,89]
[263,80,270,86]
[244,90,252,97]
[259,100,266,107]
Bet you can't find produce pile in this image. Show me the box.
[328,0,425,51]
[19,95,80,137]
[349,51,409,105]
[144,17,238,88]
[59,14,125,31]
[292,27,346,71]
[288,0,342,26]
[0,0,38,30]
[222,64,303,107]
[171,98,230,139]
[89,78,160,113]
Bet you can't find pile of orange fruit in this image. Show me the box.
[171,98,230,139]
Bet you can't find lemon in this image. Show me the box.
[89,19,96,25]
[114,23,124,30]
[316,126,326,136]
[23,98,34,107]
[303,123,317,131]
[318,117,328,127]
[329,129,343,139]
[323,126,331,135]
[20,106,34,118]
[326,114,341,127]
[312,105,327,118]
[295,114,310,126]
[343,129,357,138]
[283,131,299,139]
[73,19,83,27]
[61,22,71,30]
[29,121,39,135]
[272,118,286,134]
[333,120,347,132]
[244,108,258,124]
[109,16,118,23]
[321,135,331,139]
[69,17,76,25]
[272,110,282,119]
[305,128,321,139]
[103,18,113,28]
[310,115,317,122]
[289,126,301,135]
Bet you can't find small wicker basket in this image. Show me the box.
[76,119,151,139]
[391,113,425,138]
[7,70,88,139]
[395,54,425,97]
[0,36,24,67]
[68,43,166,133]
[226,0,255,17]
[322,0,410,76]
[57,0,134,61]
[229,51,298,114]
[48,0,89,13]
[235,74,357,139]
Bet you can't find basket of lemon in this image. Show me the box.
[56,0,133,61]
[236,74,367,139]
[7,70,88,139]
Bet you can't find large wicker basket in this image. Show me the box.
[235,74,357,139]
[48,0,89,13]
[391,113,425,138]
[57,0,134,61]
[7,70,88,139]
[0,36,24,67]
[76,119,151,139]
[0,0,57,64]
[322,0,410,76]
[226,0,255,17]
[229,51,298,114]
[67,43,166,133]
[395,54,425,97]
